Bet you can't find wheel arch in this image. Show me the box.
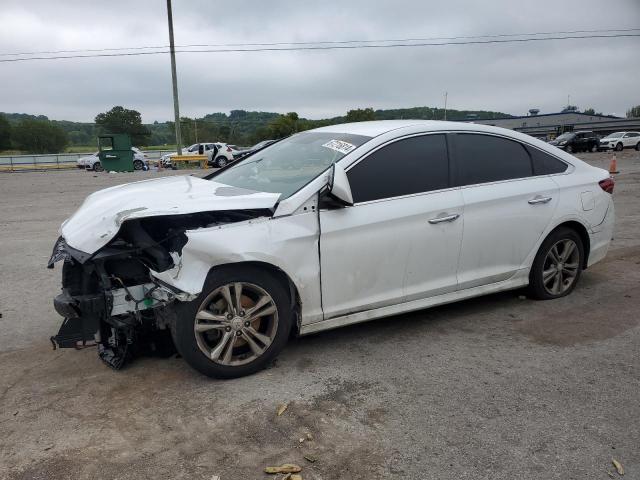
[548,220,591,268]
[205,261,303,335]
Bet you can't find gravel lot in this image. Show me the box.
[1,150,639,480]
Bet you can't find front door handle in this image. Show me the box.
[428,213,460,224]
[528,196,552,205]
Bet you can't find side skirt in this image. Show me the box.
[299,275,529,335]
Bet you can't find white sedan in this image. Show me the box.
[49,121,614,378]
[76,147,148,171]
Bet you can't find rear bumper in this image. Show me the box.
[587,199,615,267]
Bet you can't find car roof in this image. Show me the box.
[309,119,533,138]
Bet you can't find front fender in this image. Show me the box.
[151,212,323,324]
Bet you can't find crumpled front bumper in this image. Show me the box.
[51,290,106,349]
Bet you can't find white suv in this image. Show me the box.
[206,143,239,168]
[160,143,216,167]
[598,131,640,151]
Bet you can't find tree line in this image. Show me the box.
[2,104,639,154]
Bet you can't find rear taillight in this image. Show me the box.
[599,177,614,194]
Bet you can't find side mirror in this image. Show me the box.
[320,163,354,208]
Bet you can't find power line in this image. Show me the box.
[2,27,639,57]
[1,32,638,63]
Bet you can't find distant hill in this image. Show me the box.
[1,112,50,123]
[1,106,514,148]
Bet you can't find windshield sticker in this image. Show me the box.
[322,139,357,155]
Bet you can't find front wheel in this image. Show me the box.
[172,266,292,378]
[615,142,623,151]
[215,156,228,168]
[566,144,574,153]
[636,142,640,151]
[133,159,144,170]
[528,227,584,300]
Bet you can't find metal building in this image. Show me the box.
[467,112,640,139]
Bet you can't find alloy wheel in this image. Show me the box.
[194,282,278,366]
[542,239,580,295]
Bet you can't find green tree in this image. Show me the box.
[12,119,68,153]
[267,112,300,138]
[95,106,151,144]
[583,108,595,115]
[345,108,376,122]
[626,105,640,118]
[0,114,11,150]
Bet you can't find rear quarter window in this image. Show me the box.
[527,146,568,175]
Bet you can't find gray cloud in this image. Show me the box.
[1,0,638,122]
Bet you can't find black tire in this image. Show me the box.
[527,227,584,300]
[635,142,640,151]
[172,265,292,379]
[615,142,623,151]
[215,156,228,168]
[93,161,104,172]
[590,144,598,153]
[133,159,144,170]
[566,144,574,153]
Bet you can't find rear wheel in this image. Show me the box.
[590,144,598,152]
[172,266,292,378]
[93,161,104,172]
[528,227,584,300]
[215,156,228,168]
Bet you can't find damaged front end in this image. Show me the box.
[48,209,270,369]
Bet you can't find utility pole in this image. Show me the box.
[166,0,182,156]
[443,92,448,120]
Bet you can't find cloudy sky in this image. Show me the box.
[1,0,638,122]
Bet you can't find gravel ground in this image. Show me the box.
[0,150,639,480]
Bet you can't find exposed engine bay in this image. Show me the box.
[48,209,271,369]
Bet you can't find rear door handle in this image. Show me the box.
[528,196,552,205]
[428,213,460,224]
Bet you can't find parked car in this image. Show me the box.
[160,143,216,167]
[206,143,240,168]
[232,139,277,160]
[76,147,148,172]
[49,121,614,378]
[597,131,640,151]
[548,131,599,153]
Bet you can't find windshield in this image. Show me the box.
[212,131,372,198]
[603,132,624,139]
[555,133,575,141]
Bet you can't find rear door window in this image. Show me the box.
[453,133,532,186]
[347,134,449,203]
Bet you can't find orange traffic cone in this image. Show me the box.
[609,154,619,174]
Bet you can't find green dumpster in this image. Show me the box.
[98,134,133,172]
